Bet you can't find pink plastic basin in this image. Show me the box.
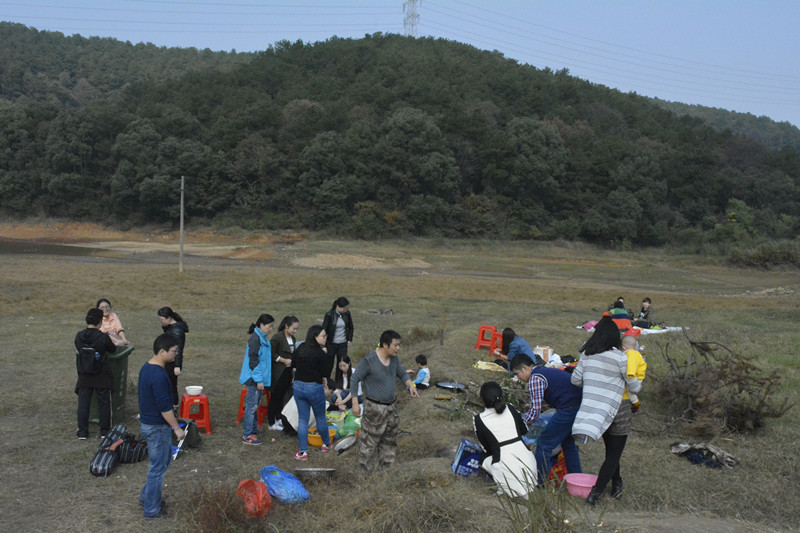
[563,473,598,498]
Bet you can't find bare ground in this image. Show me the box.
[1,221,794,533]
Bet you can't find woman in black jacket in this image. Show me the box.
[291,325,333,460]
[268,315,299,430]
[157,306,189,407]
[321,296,353,376]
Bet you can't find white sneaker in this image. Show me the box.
[268,421,283,431]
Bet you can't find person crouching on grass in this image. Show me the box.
[351,330,419,475]
[509,353,583,485]
[138,334,187,520]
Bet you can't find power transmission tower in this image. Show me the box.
[403,0,420,37]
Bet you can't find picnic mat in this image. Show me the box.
[472,361,507,372]
[576,325,682,335]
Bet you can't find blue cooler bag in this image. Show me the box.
[451,438,482,476]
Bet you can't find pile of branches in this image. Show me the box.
[653,329,793,436]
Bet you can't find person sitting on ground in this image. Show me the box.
[631,297,654,328]
[473,381,538,498]
[74,308,117,440]
[607,296,625,311]
[621,335,647,413]
[328,355,361,411]
[607,301,632,331]
[510,353,583,484]
[96,298,130,346]
[492,328,544,370]
[408,353,431,390]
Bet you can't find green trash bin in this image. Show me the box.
[90,344,135,424]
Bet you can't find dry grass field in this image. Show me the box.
[1,223,798,532]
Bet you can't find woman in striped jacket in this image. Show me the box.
[571,315,642,505]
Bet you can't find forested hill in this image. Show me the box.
[0,22,251,106]
[653,99,800,154]
[1,26,799,247]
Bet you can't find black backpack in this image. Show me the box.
[76,345,102,376]
[118,432,148,463]
[90,424,127,477]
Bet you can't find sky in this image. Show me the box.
[2,0,799,128]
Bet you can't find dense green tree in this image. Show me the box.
[1,26,798,247]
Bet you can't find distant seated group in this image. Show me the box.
[606,296,655,331]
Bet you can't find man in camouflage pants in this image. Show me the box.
[351,330,419,474]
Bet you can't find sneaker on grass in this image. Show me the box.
[294,451,308,460]
[268,421,283,431]
[242,434,262,446]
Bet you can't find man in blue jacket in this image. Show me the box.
[138,334,187,520]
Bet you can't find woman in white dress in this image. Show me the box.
[473,381,538,498]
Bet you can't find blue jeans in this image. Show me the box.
[294,381,330,453]
[535,405,581,483]
[242,384,263,437]
[140,423,172,517]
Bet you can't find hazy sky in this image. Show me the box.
[2,0,798,127]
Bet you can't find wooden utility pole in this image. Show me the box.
[179,175,185,273]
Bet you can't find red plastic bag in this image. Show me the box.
[236,479,272,518]
[548,451,567,481]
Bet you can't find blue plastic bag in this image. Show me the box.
[521,409,555,446]
[259,465,310,504]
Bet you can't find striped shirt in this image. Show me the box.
[570,348,641,442]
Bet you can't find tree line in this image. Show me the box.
[1,24,799,255]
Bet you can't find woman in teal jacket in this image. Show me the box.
[239,314,274,445]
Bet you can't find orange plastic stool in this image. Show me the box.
[179,393,212,434]
[489,332,503,353]
[236,388,270,426]
[475,325,497,350]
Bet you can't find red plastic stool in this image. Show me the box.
[236,388,270,426]
[475,325,497,350]
[489,331,503,353]
[179,393,212,434]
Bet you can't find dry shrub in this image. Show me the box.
[653,329,793,436]
[407,325,441,344]
[184,483,275,533]
[498,481,597,533]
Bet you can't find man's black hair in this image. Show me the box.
[509,353,534,372]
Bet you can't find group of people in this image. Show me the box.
[73,300,188,440]
[237,298,426,477]
[74,293,648,519]
[474,315,647,505]
[73,300,189,520]
[607,296,656,330]
[237,297,355,449]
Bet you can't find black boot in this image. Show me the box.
[610,479,623,500]
[586,487,603,506]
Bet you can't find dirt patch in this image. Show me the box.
[0,221,292,246]
[606,513,777,533]
[292,253,431,270]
